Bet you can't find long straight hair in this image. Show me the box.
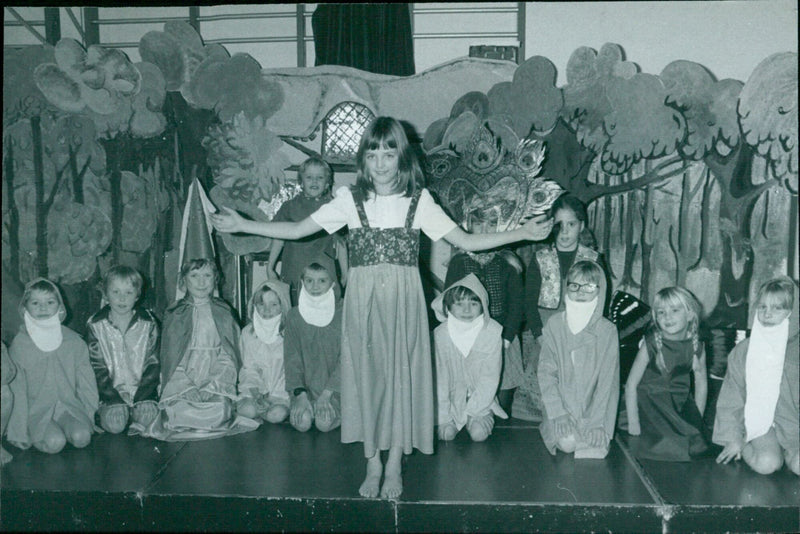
[351,116,425,201]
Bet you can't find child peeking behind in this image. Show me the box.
[431,273,508,442]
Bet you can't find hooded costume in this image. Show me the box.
[537,262,619,458]
[445,251,525,390]
[283,254,343,402]
[238,280,292,406]
[713,277,799,456]
[6,279,99,449]
[432,274,508,434]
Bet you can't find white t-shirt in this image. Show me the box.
[310,186,457,242]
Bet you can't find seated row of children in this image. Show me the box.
[1,240,797,479]
[0,251,344,458]
[434,259,798,476]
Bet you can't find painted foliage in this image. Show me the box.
[3,24,796,333]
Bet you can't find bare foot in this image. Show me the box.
[1,446,12,466]
[380,467,403,499]
[359,456,382,498]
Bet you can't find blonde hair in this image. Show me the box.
[651,286,702,373]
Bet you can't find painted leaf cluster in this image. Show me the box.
[661,60,742,160]
[738,52,798,180]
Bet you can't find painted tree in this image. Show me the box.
[659,60,743,289]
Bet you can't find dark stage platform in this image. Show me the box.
[1,419,797,532]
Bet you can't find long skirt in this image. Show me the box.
[340,264,434,457]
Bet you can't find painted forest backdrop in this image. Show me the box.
[2,22,797,341]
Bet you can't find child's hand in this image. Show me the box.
[520,213,554,242]
[584,427,606,448]
[210,207,246,234]
[132,400,159,426]
[99,404,129,434]
[290,391,313,428]
[627,421,641,436]
[716,439,744,464]
[553,414,576,439]
[314,391,335,426]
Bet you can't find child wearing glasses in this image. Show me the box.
[538,260,619,459]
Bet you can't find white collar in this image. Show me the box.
[298,286,335,327]
[565,295,598,335]
[447,314,484,357]
[24,310,63,352]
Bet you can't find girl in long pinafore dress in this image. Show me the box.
[211,116,554,499]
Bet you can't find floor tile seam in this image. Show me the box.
[615,437,667,508]
[140,441,190,493]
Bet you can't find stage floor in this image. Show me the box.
[1,419,797,532]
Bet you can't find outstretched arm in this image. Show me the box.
[211,207,323,240]
[443,214,553,251]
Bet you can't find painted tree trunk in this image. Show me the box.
[4,141,21,286]
[31,116,49,278]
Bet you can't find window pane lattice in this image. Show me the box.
[322,103,375,164]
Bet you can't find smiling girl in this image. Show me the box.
[212,116,553,499]
[621,286,710,461]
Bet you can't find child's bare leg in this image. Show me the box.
[33,421,67,454]
[58,412,92,449]
[742,429,783,475]
[359,451,383,498]
[1,384,13,464]
[783,448,799,476]
[265,404,289,424]
[380,446,403,499]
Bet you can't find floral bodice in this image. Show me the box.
[348,190,422,267]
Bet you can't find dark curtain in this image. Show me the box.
[312,3,415,76]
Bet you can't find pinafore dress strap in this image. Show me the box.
[404,189,423,230]
[353,193,370,228]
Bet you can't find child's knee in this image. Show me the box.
[265,404,288,424]
[35,430,66,454]
[468,424,490,442]
[100,407,129,434]
[236,399,258,419]
[315,414,340,433]
[69,425,92,449]
[292,409,313,432]
[556,435,577,453]
[746,448,783,475]
[439,424,458,441]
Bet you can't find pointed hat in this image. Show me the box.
[176,178,217,300]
